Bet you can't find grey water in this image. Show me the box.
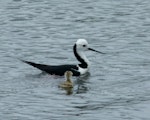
[0,0,150,119]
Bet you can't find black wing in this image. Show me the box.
[22,60,80,76]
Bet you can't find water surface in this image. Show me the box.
[0,0,150,120]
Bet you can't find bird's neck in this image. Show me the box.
[66,78,71,83]
[73,44,89,68]
[66,74,72,82]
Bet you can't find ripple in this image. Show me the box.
[1,0,150,120]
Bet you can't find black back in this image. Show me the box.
[23,60,80,76]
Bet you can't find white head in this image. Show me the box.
[75,39,89,51]
[75,39,104,54]
[73,39,104,74]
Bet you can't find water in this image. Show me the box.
[0,0,150,119]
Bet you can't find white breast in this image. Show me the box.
[78,65,89,75]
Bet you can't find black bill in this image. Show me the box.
[88,48,105,54]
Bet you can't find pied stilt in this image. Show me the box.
[22,39,104,76]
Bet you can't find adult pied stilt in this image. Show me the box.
[22,39,104,76]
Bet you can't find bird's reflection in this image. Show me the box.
[61,87,73,95]
[75,72,90,94]
[59,72,90,95]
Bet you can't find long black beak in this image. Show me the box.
[88,48,105,54]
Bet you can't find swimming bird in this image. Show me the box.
[59,71,73,88]
[22,39,104,76]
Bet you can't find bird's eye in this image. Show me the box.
[83,45,86,47]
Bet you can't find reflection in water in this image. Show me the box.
[75,72,90,94]
[60,87,73,95]
[2,0,150,119]
[58,72,90,95]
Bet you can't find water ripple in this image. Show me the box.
[1,0,150,120]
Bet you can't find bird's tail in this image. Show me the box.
[21,60,50,72]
